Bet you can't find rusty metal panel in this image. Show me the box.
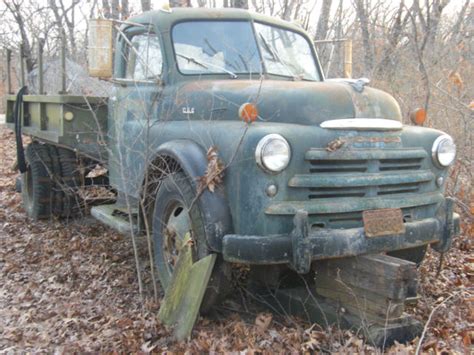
[363,208,406,237]
[88,19,113,78]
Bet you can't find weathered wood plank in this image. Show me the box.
[315,267,415,300]
[158,234,217,341]
[259,286,422,348]
[318,254,417,281]
[314,254,417,300]
[315,283,405,319]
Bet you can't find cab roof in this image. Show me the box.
[126,7,306,34]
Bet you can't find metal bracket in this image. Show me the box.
[291,210,311,274]
[432,197,454,253]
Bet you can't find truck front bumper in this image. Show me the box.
[222,199,460,274]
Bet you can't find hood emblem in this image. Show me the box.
[326,138,346,152]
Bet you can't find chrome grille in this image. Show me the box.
[292,148,431,200]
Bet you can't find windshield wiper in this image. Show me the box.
[176,52,238,79]
[258,33,279,62]
[176,53,209,69]
[258,34,302,80]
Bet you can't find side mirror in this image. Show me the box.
[88,19,113,78]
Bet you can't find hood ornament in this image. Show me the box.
[326,77,370,93]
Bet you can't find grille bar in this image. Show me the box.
[265,192,443,215]
[289,170,433,188]
[305,148,427,161]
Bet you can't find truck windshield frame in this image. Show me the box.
[171,19,321,81]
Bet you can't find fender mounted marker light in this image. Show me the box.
[410,108,427,126]
[239,103,258,123]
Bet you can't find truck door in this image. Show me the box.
[108,26,164,198]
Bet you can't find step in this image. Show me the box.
[91,204,139,235]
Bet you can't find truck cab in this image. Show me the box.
[6,8,460,310]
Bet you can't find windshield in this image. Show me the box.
[254,23,319,81]
[172,20,320,81]
[172,21,261,76]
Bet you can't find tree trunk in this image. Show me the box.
[315,0,332,40]
[354,0,374,74]
[170,0,190,7]
[111,0,120,19]
[5,1,34,72]
[231,0,249,9]
[424,0,450,52]
[281,0,296,21]
[121,0,130,19]
[141,0,151,12]
[102,0,111,18]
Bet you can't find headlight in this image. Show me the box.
[432,135,456,167]
[255,134,291,173]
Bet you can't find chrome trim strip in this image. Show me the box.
[320,118,403,130]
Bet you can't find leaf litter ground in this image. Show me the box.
[0,127,472,353]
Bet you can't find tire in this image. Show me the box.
[22,143,83,220]
[55,147,82,217]
[388,245,427,266]
[15,176,22,192]
[152,171,231,313]
[22,142,54,220]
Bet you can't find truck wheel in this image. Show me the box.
[55,147,82,217]
[152,171,230,313]
[388,245,427,266]
[22,142,54,220]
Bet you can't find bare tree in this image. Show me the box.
[48,0,81,59]
[99,0,131,19]
[141,0,151,11]
[281,0,297,21]
[353,0,374,74]
[102,0,111,17]
[412,0,451,53]
[373,0,409,78]
[4,0,35,72]
[315,0,332,40]
[122,0,129,18]
[232,0,249,9]
[170,0,191,7]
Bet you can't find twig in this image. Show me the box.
[415,291,461,355]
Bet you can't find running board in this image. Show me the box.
[91,204,139,235]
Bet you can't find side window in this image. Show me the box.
[126,33,163,80]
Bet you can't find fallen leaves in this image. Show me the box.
[86,164,108,178]
[255,312,272,332]
[198,146,224,193]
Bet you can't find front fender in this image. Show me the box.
[152,139,233,252]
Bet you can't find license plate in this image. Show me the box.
[363,208,405,237]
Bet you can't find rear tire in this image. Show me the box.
[152,171,231,313]
[22,142,83,220]
[22,142,54,220]
[55,147,82,217]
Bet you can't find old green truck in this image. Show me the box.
[6,8,459,316]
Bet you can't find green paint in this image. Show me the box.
[158,233,217,341]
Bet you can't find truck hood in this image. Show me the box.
[173,79,402,125]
